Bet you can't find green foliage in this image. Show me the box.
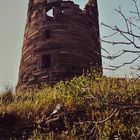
[55,76,90,108]
[0,73,140,139]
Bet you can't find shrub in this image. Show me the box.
[0,74,140,139]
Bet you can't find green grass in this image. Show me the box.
[0,72,140,139]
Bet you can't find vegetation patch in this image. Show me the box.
[0,73,140,139]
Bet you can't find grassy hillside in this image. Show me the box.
[0,72,140,140]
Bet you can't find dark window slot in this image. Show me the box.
[41,54,51,69]
[45,30,51,39]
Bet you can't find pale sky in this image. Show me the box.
[0,0,139,91]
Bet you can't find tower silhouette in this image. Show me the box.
[17,0,102,90]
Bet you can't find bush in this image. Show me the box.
[0,74,140,139]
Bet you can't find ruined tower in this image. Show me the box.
[17,0,102,90]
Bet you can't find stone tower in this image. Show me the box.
[16,0,102,90]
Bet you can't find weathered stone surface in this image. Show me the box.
[17,0,102,91]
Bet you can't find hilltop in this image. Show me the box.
[0,72,140,140]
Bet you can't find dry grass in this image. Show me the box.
[0,73,140,139]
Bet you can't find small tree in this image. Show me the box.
[101,0,140,77]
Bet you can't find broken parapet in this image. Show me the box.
[16,0,102,91]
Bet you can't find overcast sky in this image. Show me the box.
[0,0,139,91]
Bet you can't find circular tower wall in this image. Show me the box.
[17,0,102,90]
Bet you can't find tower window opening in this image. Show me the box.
[41,54,52,69]
[47,8,53,17]
[45,30,51,39]
[47,5,63,19]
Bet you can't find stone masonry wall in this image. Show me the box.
[16,0,102,91]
